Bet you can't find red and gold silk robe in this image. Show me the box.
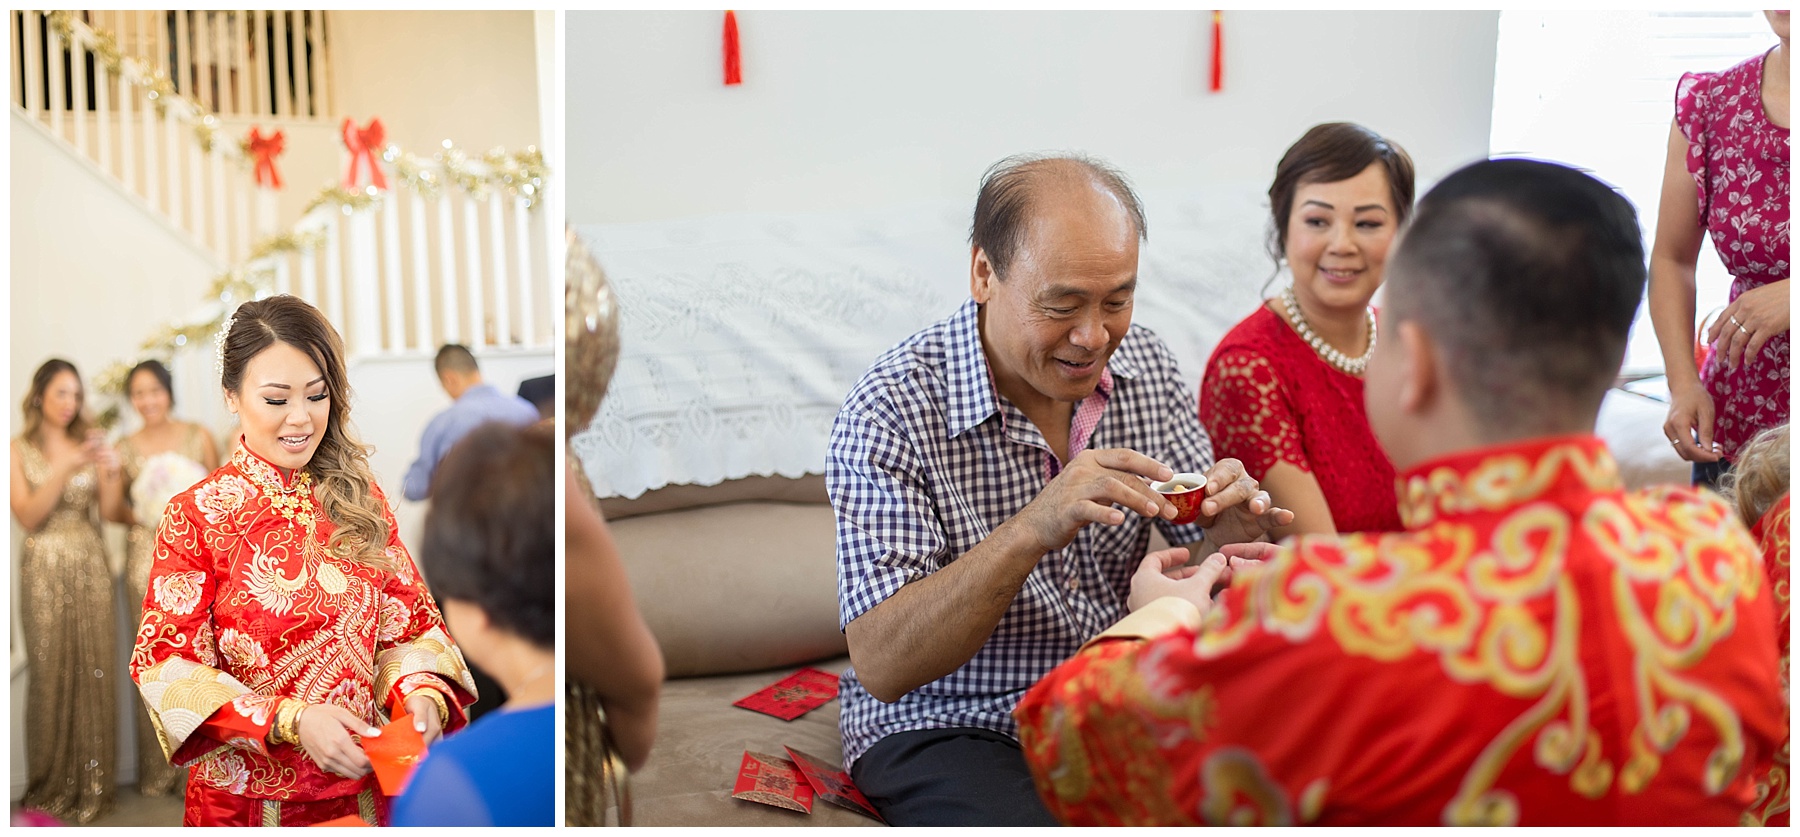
[1748,493,1790,826]
[1015,436,1784,826]
[130,444,476,826]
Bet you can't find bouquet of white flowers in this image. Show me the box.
[131,451,211,527]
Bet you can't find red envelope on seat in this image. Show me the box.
[731,751,815,813]
[361,712,428,796]
[733,668,840,721]
[784,746,885,822]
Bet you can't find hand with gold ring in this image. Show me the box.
[1705,279,1790,370]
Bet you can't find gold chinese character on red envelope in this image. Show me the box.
[731,751,815,813]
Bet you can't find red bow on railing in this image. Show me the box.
[247,128,285,190]
[341,117,389,191]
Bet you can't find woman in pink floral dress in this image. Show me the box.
[1650,10,1790,488]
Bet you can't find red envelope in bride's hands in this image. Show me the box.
[731,751,815,813]
[784,746,885,822]
[733,668,840,721]
[361,712,428,796]
[310,815,371,827]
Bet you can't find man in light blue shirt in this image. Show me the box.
[403,344,542,501]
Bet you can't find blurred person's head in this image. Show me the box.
[22,359,88,443]
[1365,159,1644,470]
[434,344,482,400]
[565,227,622,437]
[22,356,89,441]
[127,359,176,426]
[421,421,555,678]
[1722,424,1790,528]
[220,294,389,567]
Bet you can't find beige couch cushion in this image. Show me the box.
[601,474,829,520]
[609,501,847,678]
[630,658,883,827]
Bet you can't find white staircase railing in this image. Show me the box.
[12,9,272,263]
[58,10,332,121]
[15,9,553,385]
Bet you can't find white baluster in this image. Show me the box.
[142,63,160,212]
[195,12,212,112]
[150,10,166,81]
[300,226,320,304]
[382,194,405,351]
[187,116,203,239]
[308,11,329,118]
[437,196,460,344]
[256,187,278,237]
[234,11,250,117]
[47,23,65,138]
[488,192,511,347]
[71,26,89,156]
[251,10,266,117]
[410,193,434,351]
[164,100,182,221]
[118,59,134,195]
[323,217,344,331]
[9,11,20,110]
[513,197,536,346]
[272,12,290,118]
[95,46,112,176]
[274,252,292,297]
[174,10,190,100]
[463,196,486,348]
[347,209,382,358]
[293,11,311,118]
[210,151,227,258]
[22,10,41,114]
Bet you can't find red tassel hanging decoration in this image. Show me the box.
[1209,11,1223,93]
[724,10,743,86]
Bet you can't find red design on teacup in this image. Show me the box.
[1154,472,1207,525]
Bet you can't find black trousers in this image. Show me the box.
[850,727,1061,827]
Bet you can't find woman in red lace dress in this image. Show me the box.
[130,296,476,826]
[1199,123,1414,537]
[1650,10,1790,488]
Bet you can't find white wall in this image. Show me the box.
[568,10,1499,224]
[328,11,543,156]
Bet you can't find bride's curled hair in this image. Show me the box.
[219,295,391,569]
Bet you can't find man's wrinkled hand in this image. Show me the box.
[1018,448,1178,553]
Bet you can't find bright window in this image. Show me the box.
[1489,10,1779,375]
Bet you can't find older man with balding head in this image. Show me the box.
[826,155,1291,825]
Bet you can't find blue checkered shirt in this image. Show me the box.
[828,299,1215,766]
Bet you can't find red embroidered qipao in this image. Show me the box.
[130,444,477,827]
[1016,437,1783,826]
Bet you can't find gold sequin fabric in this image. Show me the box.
[118,425,212,798]
[15,436,116,823]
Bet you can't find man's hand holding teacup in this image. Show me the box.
[1016,448,1179,553]
[1187,458,1294,544]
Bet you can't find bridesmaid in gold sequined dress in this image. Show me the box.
[107,360,218,798]
[8,359,122,823]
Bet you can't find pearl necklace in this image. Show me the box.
[1280,284,1376,377]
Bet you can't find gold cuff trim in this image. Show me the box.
[402,688,450,727]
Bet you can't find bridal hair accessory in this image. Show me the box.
[215,311,238,380]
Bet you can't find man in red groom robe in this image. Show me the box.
[1014,158,1785,826]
